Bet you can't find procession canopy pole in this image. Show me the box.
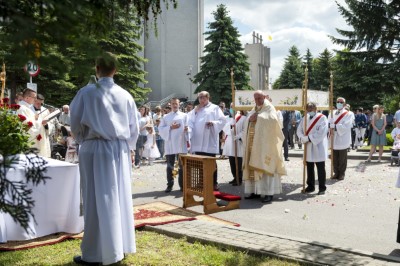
[329,71,334,178]
[0,63,5,104]
[301,66,309,193]
[231,68,240,185]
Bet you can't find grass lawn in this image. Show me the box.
[0,230,299,266]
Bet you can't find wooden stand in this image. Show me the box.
[180,154,240,214]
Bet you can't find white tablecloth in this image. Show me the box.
[0,157,84,242]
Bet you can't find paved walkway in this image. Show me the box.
[146,220,400,265]
[134,149,400,265]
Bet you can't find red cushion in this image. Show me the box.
[213,191,241,201]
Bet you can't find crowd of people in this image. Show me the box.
[7,51,400,265]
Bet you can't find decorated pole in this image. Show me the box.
[231,68,240,185]
[301,66,309,193]
[329,71,334,178]
[0,63,5,103]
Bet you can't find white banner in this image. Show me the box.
[234,89,329,110]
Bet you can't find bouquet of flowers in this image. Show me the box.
[0,97,49,232]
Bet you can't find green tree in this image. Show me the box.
[303,49,316,89]
[274,45,303,89]
[313,48,333,91]
[193,4,251,104]
[330,0,400,106]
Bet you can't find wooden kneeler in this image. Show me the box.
[180,154,240,214]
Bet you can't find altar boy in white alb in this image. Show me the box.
[297,102,329,195]
[159,98,189,192]
[70,52,139,265]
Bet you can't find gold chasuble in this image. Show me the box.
[242,100,287,181]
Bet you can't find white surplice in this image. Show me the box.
[35,106,54,157]
[297,114,328,162]
[328,109,353,150]
[16,101,43,152]
[222,115,246,157]
[159,111,189,155]
[70,77,139,265]
[188,102,227,154]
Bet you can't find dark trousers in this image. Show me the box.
[306,161,326,192]
[282,129,289,159]
[156,138,164,158]
[166,154,183,189]
[333,149,348,178]
[351,127,356,148]
[134,135,147,165]
[228,156,243,182]
[195,152,218,185]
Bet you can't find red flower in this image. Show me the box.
[36,134,42,141]
[18,114,27,121]
[2,98,9,103]
[11,104,20,110]
[27,121,33,128]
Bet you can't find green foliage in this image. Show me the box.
[330,0,400,107]
[387,132,394,146]
[303,49,316,89]
[274,46,303,89]
[0,100,49,231]
[193,4,251,104]
[0,231,299,266]
[313,49,333,90]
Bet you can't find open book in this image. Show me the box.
[43,109,61,121]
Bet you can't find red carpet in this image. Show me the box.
[0,201,239,251]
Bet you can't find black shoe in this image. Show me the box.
[285,158,289,161]
[228,179,236,184]
[262,195,273,203]
[318,191,326,195]
[304,187,315,193]
[330,175,338,180]
[73,256,100,265]
[337,175,345,180]
[165,187,172,193]
[245,193,261,199]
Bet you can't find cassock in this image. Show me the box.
[70,77,139,265]
[242,100,287,196]
[159,110,189,155]
[297,113,328,162]
[328,109,352,150]
[188,102,227,154]
[16,101,43,152]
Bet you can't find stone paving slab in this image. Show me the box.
[144,220,400,265]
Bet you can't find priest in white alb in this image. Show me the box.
[242,90,287,203]
[70,52,139,265]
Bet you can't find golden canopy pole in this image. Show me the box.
[301,66,309,193]
[0,63,5,103]
[231,68,240,185]
[329,71,334,178]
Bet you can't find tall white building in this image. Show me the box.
[140,0,204,103]
[245,32,271,90]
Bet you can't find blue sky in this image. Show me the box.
[204,0,351,82]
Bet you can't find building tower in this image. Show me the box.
[245,31,271,90]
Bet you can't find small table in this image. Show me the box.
[0,156,84,242]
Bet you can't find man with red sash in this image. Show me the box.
[297,102,328,195]
[329,97,353,180]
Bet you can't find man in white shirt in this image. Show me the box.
[329,97,353,180]
[58,105,71,126]
[188,91,227,190]
[297,102,328,195]
[159,98,189,192]
[70,52,139,265]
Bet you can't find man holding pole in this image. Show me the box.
[242,90,287,203]
[329,97,352,180]
[297,102,328,195]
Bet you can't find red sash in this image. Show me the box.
[306,114,324,136]
[334,111,348,124]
